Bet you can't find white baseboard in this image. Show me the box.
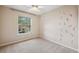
[0,36,39,47]
[0,35,78,52]
[42,36,78,52]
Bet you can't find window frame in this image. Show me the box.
[16,16,32,36]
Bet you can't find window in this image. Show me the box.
[17,16,31,35]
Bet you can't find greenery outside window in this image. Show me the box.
[17,16,31,35]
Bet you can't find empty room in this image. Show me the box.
[0,5,79,53]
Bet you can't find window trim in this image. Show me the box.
[16,16,32,36]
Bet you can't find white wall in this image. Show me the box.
[0,6,78,52]
[40,6,78,51]
[0,6,40,46]
[0,6,2,42]
[78,6,79,52]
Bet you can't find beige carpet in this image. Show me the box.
[0,38,77,53]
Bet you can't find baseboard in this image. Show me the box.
[41,36,78,52]
[0,35,78,52]
[0,36,39,48]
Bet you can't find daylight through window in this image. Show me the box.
[18,16,31,34]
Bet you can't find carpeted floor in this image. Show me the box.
[0,38,77,53]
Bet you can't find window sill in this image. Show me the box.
[16,32,32,36]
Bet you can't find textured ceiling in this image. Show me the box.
[5,5,62,15]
